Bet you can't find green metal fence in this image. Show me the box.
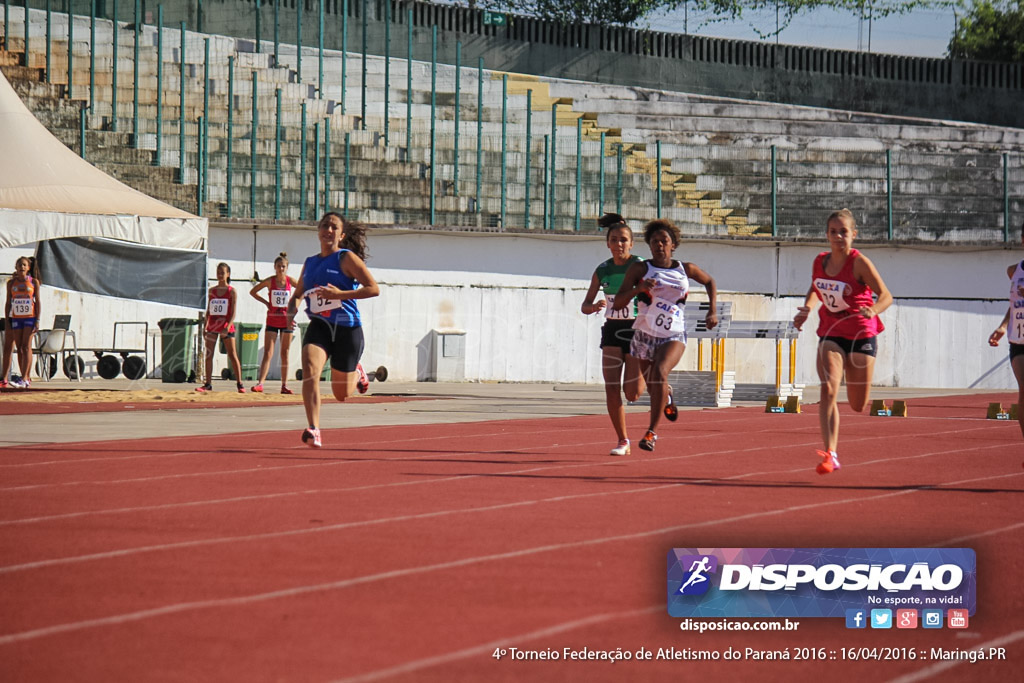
[1,2,1021,242]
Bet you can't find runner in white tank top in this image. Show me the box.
[988,226,1024,446]
[612,220,719,452]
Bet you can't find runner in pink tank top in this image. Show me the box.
[794,210,892,476]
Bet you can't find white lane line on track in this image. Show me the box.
[0,467,1020,645]
[339,519,1024,683]
[886,630,1024,683]
[331,606,664,683]
[0,415,1002,494]
[0,431,832,526]
[1,403,849,468]
[0,418,1002,527]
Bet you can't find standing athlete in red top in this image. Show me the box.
[196,262,246,394]
[794,209,892,475]
[249,253,298,394]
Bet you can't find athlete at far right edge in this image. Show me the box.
[794,209,893,475]
[987,222,1024,451]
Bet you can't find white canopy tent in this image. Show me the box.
[0,70,207,307]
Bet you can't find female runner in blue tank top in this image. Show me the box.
[287,212,380,448]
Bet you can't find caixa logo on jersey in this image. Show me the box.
[667,548,976,618]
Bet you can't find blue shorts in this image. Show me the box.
[7,318,37,330]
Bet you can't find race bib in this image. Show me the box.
[208,298,229,316]
[270,289,290,308]
[639,296,685,336]
[308,289,343,316]
[604,294,634,321]
[813,278,851,313]
[11,296,32,317]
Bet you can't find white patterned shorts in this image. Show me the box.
[629,329,687,362]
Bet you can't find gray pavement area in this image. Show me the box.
[0,376,1006,449]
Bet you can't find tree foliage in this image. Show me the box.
[948,1,1024,61]
[487,0,951,32]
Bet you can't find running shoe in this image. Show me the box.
[609,439,631,456]
[251,384,264,393]
[195,383,213,393]
[301,427,322,448]
[356,363,369,394]
[664,391,678,422]
[237,382,246,394]
[816,450,841,475]
[0,380,7,389]
[280,386,294,395]
[638,430,657,451]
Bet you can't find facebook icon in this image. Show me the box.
[846,609,867,629]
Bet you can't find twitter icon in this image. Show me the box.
[870,609,893,629]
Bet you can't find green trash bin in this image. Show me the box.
[297,322,330,381]
[231,323,262,382]
[158,318,198,383]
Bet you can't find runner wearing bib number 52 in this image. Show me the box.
[793,209,892,475]
[613,220,719,452]
[287,213,380,449]
[581,214,646,457]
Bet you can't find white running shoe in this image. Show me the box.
[609,439,630,456]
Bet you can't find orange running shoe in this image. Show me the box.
[816,449,841,475]
[639,430,657,451]
[664,391,678,422]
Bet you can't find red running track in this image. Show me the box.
[0,394,1022,682]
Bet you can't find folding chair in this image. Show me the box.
[34,315,81,382]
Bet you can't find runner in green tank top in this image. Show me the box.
[581,214,646,456]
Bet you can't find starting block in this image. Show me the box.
[870,399,906,417]
[765,396,801,414]
[987,402,1019,420]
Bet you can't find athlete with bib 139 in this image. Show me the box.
[794,209,892,475]
[612,219,718,453]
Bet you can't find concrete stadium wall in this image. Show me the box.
[3,228,1020,390]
